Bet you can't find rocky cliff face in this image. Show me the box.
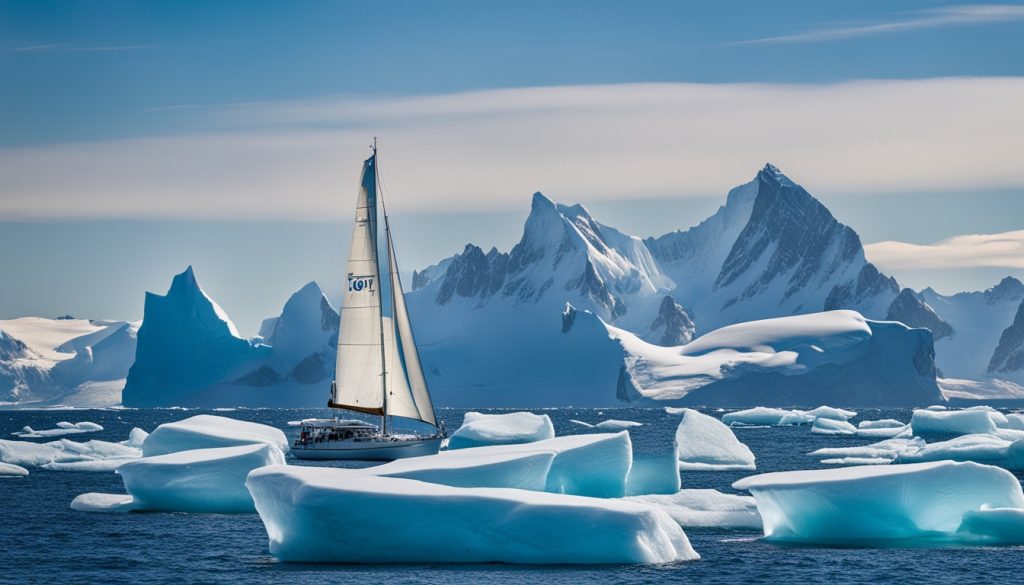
[989,299,1024,376]
[648,295,696,346]
[885,288,955,341]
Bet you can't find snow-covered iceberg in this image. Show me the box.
[894,434,1024,470]
[357,450,555,492]
[0,462,28,476]
[734,461,1024,544]
[909,407,1005,437]
[246,466,698,564]
[116,443,286,513]
[811,418,857,436]
[447,411,555,450]
[958,507,1024,544]
[806,406,857,421]
[626,489,762,529]
[809,437,924,465]
[142,415,288,456]
[722,407,813,427]
[674,408,756,470]
[594,419,644,429]
[12,421,103,438]
[0,437,140,471]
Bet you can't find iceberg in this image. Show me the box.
[810,437,925,463]
[910,408,1005,437]
[894,434,1024,470]
[811,418,857,436]
[360,450,556,492]
[70,492,137,513]
[142,415,288,456]
[806,406,857,421]
[595,419,644,429]
[0,462,28,476]
[858,419,905,429]
[855,419,910,439]
[117,443,286,513]
[12,421,104,438]
[674,408,756,471]
[722,407,812,427]
[820,457,893,466]
[123,427,149,448]
[246,466,698,564]
[447,411,555,450]
[734,461,1024,544]
[569,419,595,428]
[625,489,762,529]
[0,437,140,470]
[625,451,681,496]
[958,507,1024,544]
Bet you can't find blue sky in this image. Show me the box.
[2,1,1023,334]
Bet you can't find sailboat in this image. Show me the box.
[291,143,445,461]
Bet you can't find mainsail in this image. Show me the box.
[330,149,437,429]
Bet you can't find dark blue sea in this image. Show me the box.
[1,407,1021,584]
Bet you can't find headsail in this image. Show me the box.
[331,153,385,414]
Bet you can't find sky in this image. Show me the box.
[2,0,1023,335]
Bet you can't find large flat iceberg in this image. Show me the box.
[117,443,286,513]
[247,466,698,564]
[446,411,554,450]
[674,408,756,470]
[722,407,813,427]
[909,407,1005,437]
[734,461,1024,544]
[142,414,288,456]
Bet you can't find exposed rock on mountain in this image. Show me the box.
[886,288,954,341]
[988,299,1024,377]
[648,296,695,346]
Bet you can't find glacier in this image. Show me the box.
[674,408,756,471]
[141,414,289,456]
[734,461,1024,545]
[246,466,698,564]
[447,411,555,450]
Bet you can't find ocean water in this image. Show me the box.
[1,407,1022,585]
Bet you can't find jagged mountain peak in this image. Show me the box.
[757,162,795,187]
[988,299,1024,375]
[0,330,32,361]
[886,288,954,341]
[987,276,1024,303]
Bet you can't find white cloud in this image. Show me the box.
[1,77,1023,221]
[729,4,1024,46]
[865,230,1024,270]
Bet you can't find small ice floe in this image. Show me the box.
[0,462,29,477]
[569,419,595,428]
[734,460,1024,545]
[625,489,762,530]
[594,419,643,430]
[910,406,1006,437]
[12,421,103,438]
[246,466,699,564]
[674,408,755,471]
[810,418,857,436]
[854,419,909,439]
[809,436,924,465]
[0,436,141,471]
[894,434,1024,470]
[722,407,813,427]
[805,406,857,421]
[70,493,137,513]
[141,414,289,456]
[446,411,555,450]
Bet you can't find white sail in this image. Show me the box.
[386,228,437,426]
[332,154,385,414]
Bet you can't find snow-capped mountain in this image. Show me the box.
[0,317,136,406]
[563,307,942,407]
[123,268,341,407]
[885,288,954,342]
[647,295,696,346]
[646,164,899,332]
[988,298,1024,380]
[920,277,1024,379]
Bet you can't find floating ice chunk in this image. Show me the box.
[722,407,811,427]
[594,419,643,430]
[820,457,893,466]
[12,421,104,438]
[664,407,687,416]
[809,437,924,462]
[926,405,948,411]
[674,409,756,471]
[894,434,1024,470]
[436,432,633,498]
[625,489,762,529]
[247,467,698,564]
[0,438,140,469]
[0,462,28,476]
[806,406,857,421]
[447,412,555,450]
[626,451,681,496]
[910,408,1005,436]
[142,415,288,456]
[811,418,857,436]
[70,493,138,513]
[734,461,1024,544]
[858,419,905,429]
[855,424,911,439]
[122,427,149,448]
[43,459,136,472]
[118,443,286,513]
[1004,413,1024,431]
[958,507,1024,544]
[364,450,555,492]
[569,419,594,428]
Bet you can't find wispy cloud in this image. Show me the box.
[729,4,1024,46]
[0,77,1022,221]
[865,230,1024,270]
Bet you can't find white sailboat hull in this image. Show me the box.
[291,435,443,461]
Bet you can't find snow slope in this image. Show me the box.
[564,308,942,407]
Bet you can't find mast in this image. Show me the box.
[372,138,389,436]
